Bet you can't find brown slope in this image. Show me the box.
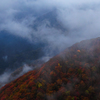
[0,57,47,89]
[1,37,100,100]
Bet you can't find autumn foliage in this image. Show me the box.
[1,37,100,100]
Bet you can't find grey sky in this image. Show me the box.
[0,0,100,52]
[1,0,100,88]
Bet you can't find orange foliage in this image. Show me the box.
[1,37,100,99]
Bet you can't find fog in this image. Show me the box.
[0,64,33,88]
[0,0,100,87]
[1,0,100,51]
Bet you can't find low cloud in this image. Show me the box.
[0,64,33,88]
[0,0,100,53]
[1,0,100,88]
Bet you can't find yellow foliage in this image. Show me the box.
[58,63,62,67]
[58,63,60,66]
[88,86,94,93]
[71,97,74,100]
[66,91,70,95]
[85,90,89,94]
[38,83,42,88]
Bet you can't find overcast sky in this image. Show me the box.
[1,0,100,88]
[0,0,100,53]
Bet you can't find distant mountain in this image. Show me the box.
[0,31,45,74]
[1,37,100,100]
[0,58,48,88]
[0,9,68,75]
[31,9,67,31]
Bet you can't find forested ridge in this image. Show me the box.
[1,37,100,100]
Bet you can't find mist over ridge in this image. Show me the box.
[1,0,100,51]
[0,0,100,88]
[1,36,100,99]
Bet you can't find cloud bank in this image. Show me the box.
[0,0,100,52]
[1,0,100,88]
[0,64,33,88]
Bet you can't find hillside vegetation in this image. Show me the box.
[1,37,100,100]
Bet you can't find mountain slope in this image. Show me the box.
[0,58,47,88]
[0,31,45,74]
[1,37,100,100]
[31,9,67,31]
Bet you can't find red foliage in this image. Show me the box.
[1,37,100,99]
